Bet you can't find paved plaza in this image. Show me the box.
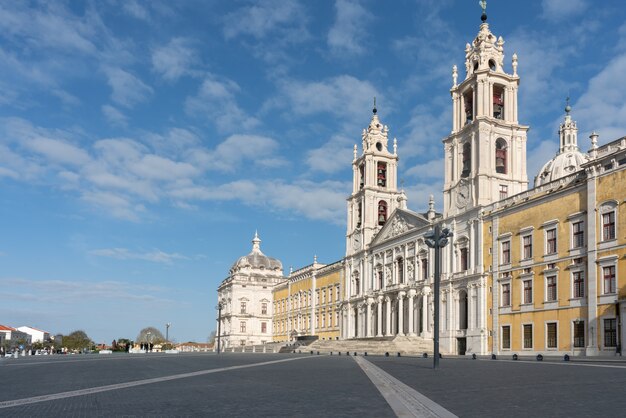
[1,352,625,417]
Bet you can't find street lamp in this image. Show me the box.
[216,301,224,354]
[425,223,453,370]
[166,323,171,346]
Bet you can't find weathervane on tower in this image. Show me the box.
[479,0,487,22]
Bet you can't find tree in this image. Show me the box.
[208,331,216,344]
[63,330,94,352]
[136,327,165,344]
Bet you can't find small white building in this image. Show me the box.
[17,326,51,343]
[0,325,31,344]
[217,233,284,349]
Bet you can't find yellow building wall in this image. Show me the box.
[271,263,343,342]
[487,187,594,353]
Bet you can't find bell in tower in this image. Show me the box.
[442,5,529,216]
[346,102,403,256]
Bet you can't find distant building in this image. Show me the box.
[217,232,284,349]
[17,326,51,343]
[176,342,213,352]
[273,259,343,343]
[0,325,31,345]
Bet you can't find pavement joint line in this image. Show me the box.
[0,356,314,409]
[353,356,458,418]
[479,359,626,369]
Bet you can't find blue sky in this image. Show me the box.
[1,0,625,344]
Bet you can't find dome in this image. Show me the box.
[534,150,588,187]
[534,104,590,187]
[230,232,282,273]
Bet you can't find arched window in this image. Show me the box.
[495,138,507,174]
[378,200,387,225]
[377,162,387,187]
[464,90,474,124]
[493,85,504,119]
[462,142,471,177]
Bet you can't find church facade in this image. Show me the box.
[218,12,625,357]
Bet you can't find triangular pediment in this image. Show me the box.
[370,209,431,246]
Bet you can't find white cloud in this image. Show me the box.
[574,52,626,141]
[306,134,353,174]
[101,104,128,127]
[89,248,189,264]
[279,75,379,122]
[202,134,286,172]
[223,0,306,40]
[403,104,449,158]
[541,0,587,21]
[527,139,558,186]
[104,67,153,108]
[327,0,372,56]
[168,179,349,224]
[405,158,445,180]
[0,277,174,304]
[82,190,144,221]
[506,30,575,120]
[185,75,259,132]
[25,137,91,166]
[404,181,443,214]
[152,37,197,81]
[122,0,150,21]
[0,166,19,179]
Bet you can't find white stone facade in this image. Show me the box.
[216,233,284,349]
[341,20,525,356]
[16,326,50,343]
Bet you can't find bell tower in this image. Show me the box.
[443,10,528,217]
[346,102,403,256]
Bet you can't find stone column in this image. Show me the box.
[376,296,383,337]
[346,303,352,339]
[366,299,373,337]
[397,291,406,336]
[385,296,392,337]
[408,290,415,336]
[421,288,430,337]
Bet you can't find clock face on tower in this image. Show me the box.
[456,180,470,208]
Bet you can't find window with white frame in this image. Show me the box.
[546,228,557,255]
[574,321,585,347]
[522,234,533,260]
[523,279,533,304]
[602,211,616,241]
[572,220,584,248]
[603,266,616,294]
[240,301,247,314]
[501,240,511,264]
[261,302,267,315]
[499,184,508,200]
[322,288,326,304]
[502,325,511,349]
[523,324,533,349]
[261,322,267,333]
[546,275,557,302]
[573,271,585,298]
[547,322,557,349]
[502,283,511,306]
[240,321,246,333]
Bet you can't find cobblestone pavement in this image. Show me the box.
[1,352,625,417]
